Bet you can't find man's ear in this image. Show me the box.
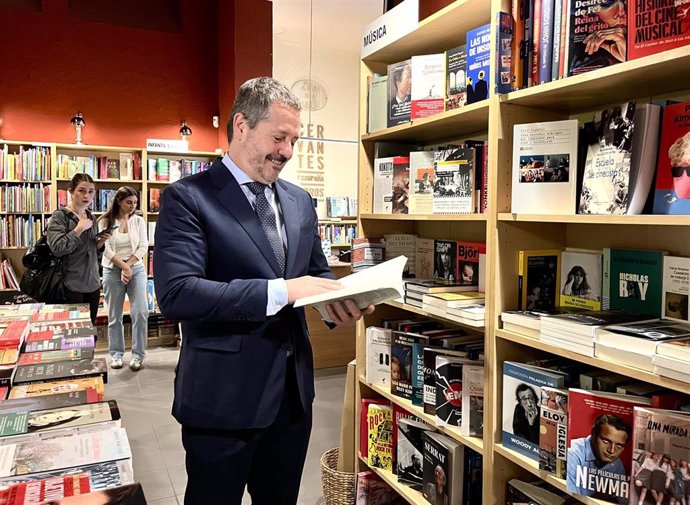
[233,113,248,139]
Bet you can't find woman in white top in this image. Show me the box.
[98,186,149,371]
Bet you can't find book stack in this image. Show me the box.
[351,237,385,273]
[0,302,146,501]
[653,336,690,383]
[421,292,485,325]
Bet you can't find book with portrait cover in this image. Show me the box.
[560,249,603,311]
[410,53,445,120]
[518,249,561,312]
[445,44,467,110]
[539,387,568,478]
[391,157,410,215]
[367,403,393,471]
[566,0,627,77]
[433,148,475,215]
[502,361,567,461]
[397,417,434,490]
[511,120,579,214]
[434,239,457,282]
[662,256,690,323]
[422,431,464,505]
[391,331,431,400]
[456,241,486,289]
[566,389,651,504]
[387,59,412,127]
[630,406,690,505]
[628,0,690,60]
[653,100,690,214]
[408,151,435,215]
[12,359,108,386]
[608,248,664,317]
[17,348,94,366]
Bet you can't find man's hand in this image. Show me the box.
[325,299,375,326]
[286,276,342,304]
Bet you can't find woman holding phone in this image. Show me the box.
[98,186,149,371]
[47,173,111,326]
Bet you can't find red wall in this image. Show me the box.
[0,0,272,152]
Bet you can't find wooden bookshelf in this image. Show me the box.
[358,456,425,505]
[355,1,690,504]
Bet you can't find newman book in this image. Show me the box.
[608,248,664,317]
[566,389,651,504]
[539,387,568,479]
[652,100,690,214]
[628,0,690,60]
[502,361,567,461]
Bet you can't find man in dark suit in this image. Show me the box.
[154,77,373,505]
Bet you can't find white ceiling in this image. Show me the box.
[272,0,383,54]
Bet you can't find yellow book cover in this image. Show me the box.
[367,404,393,471]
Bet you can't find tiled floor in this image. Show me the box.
[104,347,347,505]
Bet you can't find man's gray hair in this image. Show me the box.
[227,77,302,142]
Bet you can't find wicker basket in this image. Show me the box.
[320,447,357,505]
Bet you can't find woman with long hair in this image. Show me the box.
[47,173,112,325]
[98,186,148,371]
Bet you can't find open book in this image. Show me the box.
[294,256,406,322]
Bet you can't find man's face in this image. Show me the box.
[440,251,450,268]
[518,389,536,414]
[597,0,626,26]
[232,103,300,184]
[397,67,411,99]
[593,424,628,464]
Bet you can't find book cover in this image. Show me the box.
[38,483,146,504]
[434,240,457,281]
[17,348,94,366]
[397,418,433,490]
[373,157,395,214]
[566,388,651,504]
[118,153,132,181]
[456,241,486,288]
[413,240,434,280]
[496,11,513,94]
[609,248,664,317]
[560,249,603,311]
[539,387,568,478]
[0,390,100,415]
[0,460,134,491]
[422,346,474,415]
[391,331,426,400]
[360,398,388,458]
[579,102,636,215]
[445,44,467,110]
[466,24,491,104]
[652,101,690,214]
[387,59,412,127]
[367,404,393,471]
[8,377,105,400]
[23,336,95,353]
[148,188,161,213]
[422,431,463,505]
[0,472,91,503]
[355,470,394,505]
[433,148,475,214]
[662,256,690,322]
[502,361,567,460]
[365,327,392,386]
[12,359,108,386]
[105,159,120,180]
[538,0,555,84]
[434,355,465,427]
[408,151,435,215]
[510,0,526,90]
[28,321,95,339]
[367,75,388,133]
[391,157,410,214]
[461,364,484,437]
[511,120,579,214]
[518,249,561,311]
[595,319,690,356]
[410,53,445,120]
[628,0,690,60]
[567,0,627,77]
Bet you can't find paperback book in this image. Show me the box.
[652,100,690,214]
[538,387,568,479]
[560,249,603,311]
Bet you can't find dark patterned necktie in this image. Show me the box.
[246,181,286,276]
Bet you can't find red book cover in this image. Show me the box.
[0,386,7,400]
[1,473,91,503]
[360,398,388,458]
[652,101,690,214]
[0,320,29,349]
[566,388,651,503]
[558,0,568,78]
[25,330,58,343]
[628,0,690,60]
[456,241,486,287]
[133,152,141,181]
[391,157,410,215]
[511,0,526,90]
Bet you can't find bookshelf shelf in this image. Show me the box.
[497,213,690,226]
[0,211,49,215]
[0,180,50,184]
[54,143,142,153]
[502,45,690,112]
[367,381,484,454]
[385,300,484,330]
[362,101,490,143]
[359,213,486,222]
[494,443,608,505]
[146,180,173,186]
[496,329,690,395]
[357,455,425,505]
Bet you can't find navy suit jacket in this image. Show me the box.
[153,159,333,430]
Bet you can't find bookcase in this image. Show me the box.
[355,1,690,504]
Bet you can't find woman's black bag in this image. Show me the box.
[19,210,71,303]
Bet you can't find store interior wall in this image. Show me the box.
[0,0,272,152]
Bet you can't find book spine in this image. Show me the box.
[531,0,542,86]
[539,0,554,84]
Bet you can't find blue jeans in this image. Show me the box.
[103,262,148,360]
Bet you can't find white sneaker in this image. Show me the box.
[129,357,143,371]
[110,357,123,369]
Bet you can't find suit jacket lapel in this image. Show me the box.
[210,162,283,277]
[275,180,299,277]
